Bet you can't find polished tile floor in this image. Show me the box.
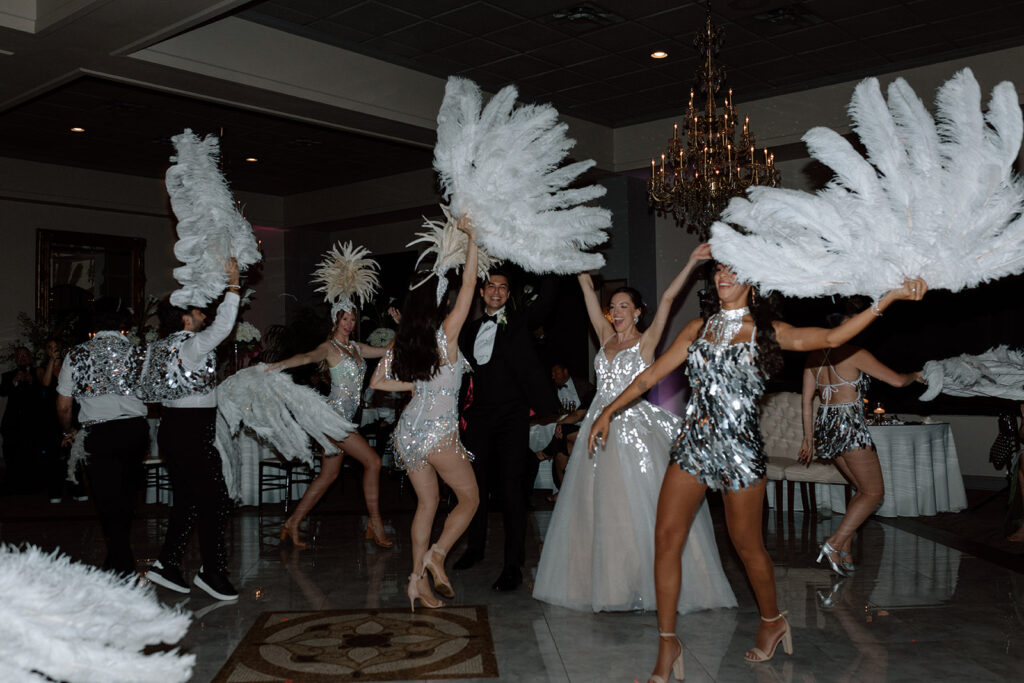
[2,489,1022,682]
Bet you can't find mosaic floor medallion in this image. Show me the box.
[212,606,499,682]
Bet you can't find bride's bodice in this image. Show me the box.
[594,340,646,403]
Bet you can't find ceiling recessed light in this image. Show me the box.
[245,157,258,162]
[70,127,85,132]
[650,51,668,59]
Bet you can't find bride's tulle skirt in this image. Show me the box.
[533,399,737,613]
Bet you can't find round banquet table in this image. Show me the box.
[813,423,967,517]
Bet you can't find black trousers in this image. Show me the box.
[461,403,529,570]
[158,407,232,574]
[83,417,148,577]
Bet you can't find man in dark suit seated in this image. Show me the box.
[544,362,595,490]
[456,269,559,591]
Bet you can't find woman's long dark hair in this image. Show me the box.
[704,282,783,379]
[392,278,446,382]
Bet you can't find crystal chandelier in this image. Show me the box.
[647,2,779,239]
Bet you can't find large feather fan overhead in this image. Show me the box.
[0,545,194,683]
[709,69,1024,299]
[166,129,262,308]
[311,241,380,317]
[919,345,1024,401]
[433,77,611,274]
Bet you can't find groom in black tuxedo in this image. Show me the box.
[456,269,559,590]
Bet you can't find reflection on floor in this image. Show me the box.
[1,489,1021,682]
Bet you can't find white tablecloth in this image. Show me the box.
[809,423,967,517]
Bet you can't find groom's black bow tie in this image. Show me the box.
[482,313,499,324]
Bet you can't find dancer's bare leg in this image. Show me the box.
[423,446,479,586]
[650,466,706,681]
[721,480,785,660]
[284,454,343,541]
[337,432,387,537]
[829,448,884,555]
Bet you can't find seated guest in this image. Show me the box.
[547,362,595,489]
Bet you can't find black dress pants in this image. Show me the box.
[158,407,232,574]
[83,417,148,577]
[461,403,529,570]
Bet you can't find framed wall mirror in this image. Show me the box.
[36,229,146,331]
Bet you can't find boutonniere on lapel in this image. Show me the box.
[497,309,508,330]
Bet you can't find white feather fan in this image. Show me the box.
[0,545,194,683]
[166,129,262,308]
[408,205,501,296]
[311,241,380,317]
[710,69,1024,299]
[215,365,357,500]
[434,77,611,274]
[919,345,1024,401]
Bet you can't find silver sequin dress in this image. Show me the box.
[670,332,766,491]
[533,340,736,613]
[326,344,365,423]
[813,357,874,460]
[392,328,472,471]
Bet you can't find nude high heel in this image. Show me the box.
[280,522,307,548]
[647,632,684,683]
[422,544,454,599]
[407,572,444,612]
[365,517,393,548]
[745,612,793,663]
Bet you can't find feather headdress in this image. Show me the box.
[311,241,380,321]
[0,545,194,683]
[215,365,357,501]
[919,345,1024,401]
[165,129,262,308]
[408,205,500,302]
[433,77,611,274]
[709,69,1024,299]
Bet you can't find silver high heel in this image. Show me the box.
[817,578,848,609]
[816,541,848,576]
[745,612,793,662]
[647,632,684,683]
[840,550,856,574]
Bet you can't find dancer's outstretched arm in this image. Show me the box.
[852,348,920,387]
[588,316,704,452]
[775,277,927,352]
[639,242,711,363]
[266,342,331,372]
[441,216,478,364]
[577,272,614,341]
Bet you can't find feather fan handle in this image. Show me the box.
[433,76,611,274]
[311,241,380,317]
[0,545,194,683]
[710,68,1024,299]
[918,345,1024,401]
[166,129,261,308]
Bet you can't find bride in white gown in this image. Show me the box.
[533,244,736,613]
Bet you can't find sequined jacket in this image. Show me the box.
[67,331,143,398]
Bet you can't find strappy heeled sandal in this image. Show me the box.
[422,544,454,599]
[647,632,684,683]
[745,612,793,663]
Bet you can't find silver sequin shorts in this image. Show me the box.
[813,402,874,460]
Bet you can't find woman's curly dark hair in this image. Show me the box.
[703,282,783,379]
[392,278,446,382]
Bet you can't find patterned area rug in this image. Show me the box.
[212,606,499,682]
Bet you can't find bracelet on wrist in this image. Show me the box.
[870,301,883,317]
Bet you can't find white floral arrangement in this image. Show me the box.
[367,327,395,348]
[145,328,159,343]
[234,321,261,344]
[125,331,141,346]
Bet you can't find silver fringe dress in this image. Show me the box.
[391,328,472,471]
[813,359,874,460]
[326,341,365,424]
[670,325,766,491]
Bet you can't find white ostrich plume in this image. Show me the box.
[166,129,262,308]
[311,241,380,317]
[919,345,1024,401]
[215,365,357,500]
[433,76,611,274]
[710,68,1024,299]
[0,544,194,683]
